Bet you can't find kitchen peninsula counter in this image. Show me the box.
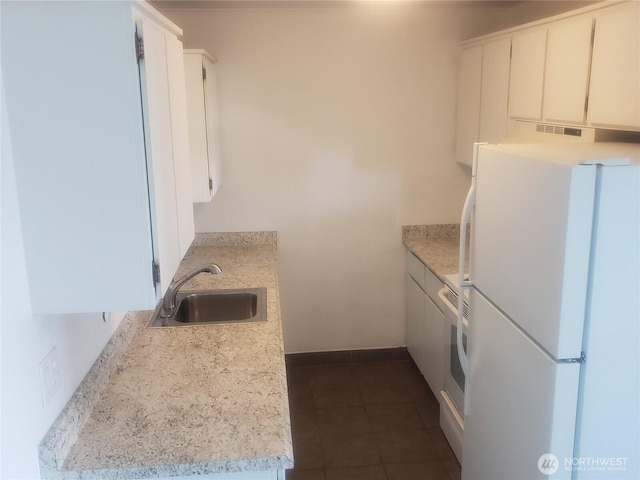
[39,232,293,479]
[402,224,466,280]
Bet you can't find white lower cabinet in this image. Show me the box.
[406,275,426,373]
[1,1,194,314]
[405,252,445,400]
[423,293,445,399]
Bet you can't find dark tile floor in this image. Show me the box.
[285,349,462,480]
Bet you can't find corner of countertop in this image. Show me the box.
[38,311,142,479]
[402,224,460,242]
[192,231,277,247]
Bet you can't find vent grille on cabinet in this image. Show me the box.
[535,123,583,137]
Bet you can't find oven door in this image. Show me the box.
[438,286,468,462]
[440,287,467,414]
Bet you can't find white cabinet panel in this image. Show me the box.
[456,39,510,166]
[423,293,445,399]
[455,46,482,166]
[509,29,546,120]
[1,1,191,313]
[137,12,182,298]
[166,35,196,257]
[406,276,426,373]
[588,2,640,129]
[543,16,593,124]
[407,251,426,291]
[406,251,445,401]
[478,38,511,144]
[184,50,222,203]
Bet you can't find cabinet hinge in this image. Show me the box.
[152,262,161,285]
[135,32,144,63]
[209,178,213,191]
[202,65,207,81]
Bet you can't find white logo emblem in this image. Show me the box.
[538,453,560,475]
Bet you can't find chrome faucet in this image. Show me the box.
[160,264,222,318]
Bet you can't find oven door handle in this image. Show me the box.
[438,287,458,316]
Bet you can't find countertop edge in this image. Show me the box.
[41,455,294,480]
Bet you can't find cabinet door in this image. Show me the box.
[455,46,483,166]
[203,56,222,198]
[406,276,426,373]
[185,51,221,203]
[166,35,195,257]
[478,38,511,144]
[423,294,445,399]
[543,17,593,124]
[1,1,158,313]
[588,2,640,129]
[137,15,182,297]
[509,29,546,120]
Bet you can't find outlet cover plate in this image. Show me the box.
[38,347,60,407]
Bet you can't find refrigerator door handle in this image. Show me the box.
[458,183,475,287]
[458,141,482,289]
[457,142,483,416]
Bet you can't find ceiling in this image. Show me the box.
[152,0,528,8]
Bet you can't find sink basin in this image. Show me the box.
[149,287,267,327]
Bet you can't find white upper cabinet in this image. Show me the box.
[166,36,196,257]
[136,11,183,299]
[509,29,547,121]
[455,46,483,166]
[455,0,640,152]
[184,50,222,203]
[478,38,512,145]
[588,1,640,130]
[1,1,194,314]
[543,16,593,124]
[455,38,510,166]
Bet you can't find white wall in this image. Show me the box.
[1,84,125,479]
[160,3,507,353]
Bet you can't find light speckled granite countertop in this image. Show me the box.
[39,232,293,479]
[402,225,467,281]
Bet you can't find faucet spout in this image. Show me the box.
[160,264,222,318]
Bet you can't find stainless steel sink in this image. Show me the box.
[148,287,267,327]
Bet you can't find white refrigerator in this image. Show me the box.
[457,142,640,480]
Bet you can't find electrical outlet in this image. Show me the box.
[38,347,60,407]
